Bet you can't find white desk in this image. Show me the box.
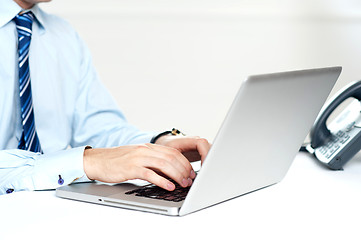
[1,152,361,240]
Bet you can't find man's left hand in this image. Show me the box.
[154,135,211,164]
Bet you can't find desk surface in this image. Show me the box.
[1,152,361,240]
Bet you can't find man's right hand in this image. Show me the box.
[83,144,196,191]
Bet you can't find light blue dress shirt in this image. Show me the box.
[0,0,154,195]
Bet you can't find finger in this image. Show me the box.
[142,156,190,188]
[171,137,211,164]
[147,144,194,180]
[195,138,211,164]
[139,168,175,191]
[132,144,192,187]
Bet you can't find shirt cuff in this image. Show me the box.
[30,146,89,190]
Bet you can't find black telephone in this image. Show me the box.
[304,80,361,170]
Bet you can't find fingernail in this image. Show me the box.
[181,178,188,187]
[167,182,175,191]
[190,170,196,179]
[187,178,192,187]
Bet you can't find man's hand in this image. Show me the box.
[83,136,210,191]
[154,135,211,164]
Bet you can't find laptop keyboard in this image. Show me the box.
[125,180,191,202]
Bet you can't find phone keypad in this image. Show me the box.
[318,130,350,159]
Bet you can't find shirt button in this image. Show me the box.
[58,175,64,185]
[6,189,14,194]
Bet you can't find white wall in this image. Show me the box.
[41,0,361,141]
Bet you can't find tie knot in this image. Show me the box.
[14,11,35,37]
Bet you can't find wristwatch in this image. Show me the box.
[150,128,185,144]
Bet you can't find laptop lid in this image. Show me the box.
[179,66,341,215]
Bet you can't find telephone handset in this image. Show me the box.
[305,80,361,170]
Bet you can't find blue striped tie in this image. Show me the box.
[14,12,42,153]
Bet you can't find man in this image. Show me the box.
[0,0,211,195]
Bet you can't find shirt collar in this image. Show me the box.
[30,4,46,31]
[0,0,21,28]
[0,0,46,32]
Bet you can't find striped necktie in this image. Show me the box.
[14,11,42,153]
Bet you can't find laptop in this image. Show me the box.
[56,66,342,216]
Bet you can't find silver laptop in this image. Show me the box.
[56,67,342,216]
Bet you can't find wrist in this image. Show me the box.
[154,135,172,145]
[83,147,96,181]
